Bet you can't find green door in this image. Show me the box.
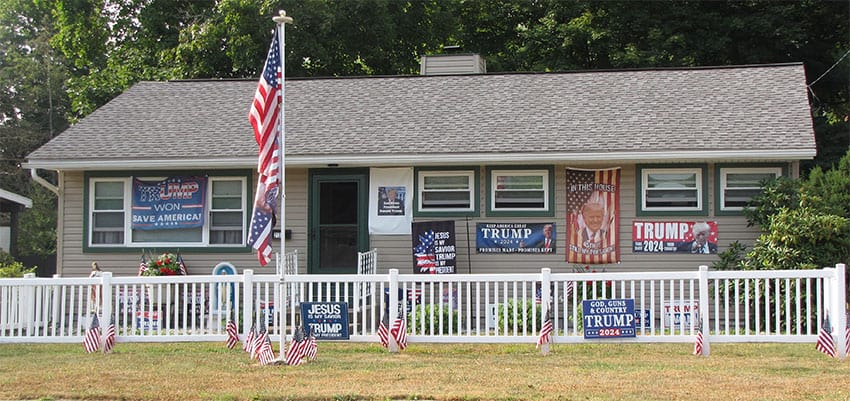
[308,169,369,274]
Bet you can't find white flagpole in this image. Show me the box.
[273,10,292,264]
[272,9,293,360]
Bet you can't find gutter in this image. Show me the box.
[22,148,818,171]
[30,168,60,196]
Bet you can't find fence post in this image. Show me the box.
[540,268,551,355]
[833,264,847,360]
[23,273,35,336]
[388,268,399,352]
[101,272,113,333]
[51,274,61,334]
[242,269,254,340]
[698,265,710,356]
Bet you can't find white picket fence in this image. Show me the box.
[1,264,847,358]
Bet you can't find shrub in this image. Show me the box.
[0,252,36,278]
[497,299,541,334]
[407,304,460,334]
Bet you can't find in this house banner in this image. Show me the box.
[132,176,207,230]
[369,168,413,235]
[566,168,620,264]
[411,220,456,274]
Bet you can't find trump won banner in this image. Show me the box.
[132,176,206,230]
[566,168,620,264]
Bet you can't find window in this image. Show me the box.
[719,167,782,212]
[91,180,125,245]
[487,167,553,216]
[638,166,706,214]
[87,175,247,248]
[416,169,478,215]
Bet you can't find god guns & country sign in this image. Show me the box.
[582,299,637,339]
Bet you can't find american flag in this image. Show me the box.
[536,306,554,349]
[137,255,147,276]
[243,324,256,353]
[816,315,835,358]
[247,31,283,266]
[251,328,267,360]
[693,322,704,356]
[83,314,101,353]
[377,312,390,348]
[414,230,436,274]
[305,329,317,360]
[225,320,239,349]
[390,317,408,350]
[258,332,276,365]
[284,327,308,366]
[102,318,116,354]
[565,281,574,300]
[177,253,188,275]
[566,168,620,264]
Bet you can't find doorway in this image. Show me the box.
[308,169,369,274]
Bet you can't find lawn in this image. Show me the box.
[0,342,847,401]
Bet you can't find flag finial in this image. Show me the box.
[273,10,293,24]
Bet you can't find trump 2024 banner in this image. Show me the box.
[411,220,456,274]
[632,221,719,254]
[566,168,620,264]
[132,176,206,230]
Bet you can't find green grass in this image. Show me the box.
[0,342,848,401]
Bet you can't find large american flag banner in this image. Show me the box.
[566,168,620,264]
[247,30,283,266]
[83,314,101,353]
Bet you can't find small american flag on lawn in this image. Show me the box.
[537,306,554,349]
[258,332,276,365]
[693,322,704,356]
[102,318,116,354]
[251,328,267,360]
[225,320,239,349]
[284,327,308,366]
[816,315,835,358]
[377,312,390,349]
[83,314,101,353]
[305,329,317,360]
[390,317,408,350]
[243,324,256,353]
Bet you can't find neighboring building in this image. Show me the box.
[0,188,33,257]
[23,59,816,277]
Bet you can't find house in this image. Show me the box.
[0,188,32,257]
[23,57,816,277]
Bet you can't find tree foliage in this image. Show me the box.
[717,150,850,272]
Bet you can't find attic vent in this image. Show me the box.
[420,53,487,76]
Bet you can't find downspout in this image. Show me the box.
[30,168,64,276]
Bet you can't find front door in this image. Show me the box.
[308,169,369,274]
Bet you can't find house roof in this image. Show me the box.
[24,63,816,171]
[0,188,32,209]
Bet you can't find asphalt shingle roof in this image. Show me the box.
[26,63,816,169]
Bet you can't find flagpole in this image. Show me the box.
[272,9,292,361]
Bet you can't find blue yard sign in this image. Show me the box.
[300,302,350,340]
[582,299,637,339]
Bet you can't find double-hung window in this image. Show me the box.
[87,174,248,248]
[415,168,478,216]
[638,165,707,215]
[717,166,783,213]
[486,167,554,216]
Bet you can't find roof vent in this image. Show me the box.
[420,47,486,75]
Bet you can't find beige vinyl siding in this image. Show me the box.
[58,170,312,277]
[368,164,763,275]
